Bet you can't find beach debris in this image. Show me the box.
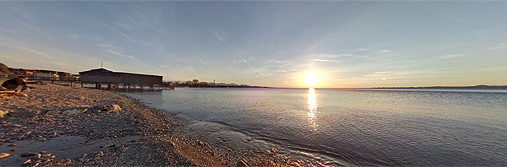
[46,108,89,115]
[290,161,302,167]
[0,153,10,160]
[46,110,61,115]
[22,158,32,165]
[243,138,252,143]
[16,92,28,97]
[238,158,250,167]
[16,151,55,166]
[78,109,88,114]
[0,110,10,118]
[0,90,28,97]
[0,90,16,95]
[62,109,81,115]
[101,104,121,112]
[20,152,37,157]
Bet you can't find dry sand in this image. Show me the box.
[0,83,285,166]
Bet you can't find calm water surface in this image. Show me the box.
[122,88,507,166]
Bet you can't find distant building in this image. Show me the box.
[9,68,61,80]
[20,69,35,76]
[72,74,80,80]
[33,70,60,79]
[79,68,163,88]
[0,71,9,78]
[198,82,208,87]
[9,68,34,76]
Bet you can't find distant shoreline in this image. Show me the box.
[249,85,507,90]
[372,85,507,89]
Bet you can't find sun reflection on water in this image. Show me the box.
[307,88,318,131]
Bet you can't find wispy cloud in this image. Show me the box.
[18,45,59,60]
[257,71,267,77]
[487,42,507,50]
[107,50,137,60]
[438,54,464,59]
[98,43,139,60]
[314,53,354,58]
[358,48,391,53]
[262,59,291,66]
[237,55,248,64]
[313,59,339,62]
[214,32,224,42]
[356,70,440,85]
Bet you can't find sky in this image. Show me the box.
[1,1,506,88]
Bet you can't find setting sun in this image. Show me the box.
[304,73,319,87]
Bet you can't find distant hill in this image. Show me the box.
[466,85,507,89]
[0,62,14,75]
[374,85,507,89]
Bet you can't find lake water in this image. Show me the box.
[122,88,507,166]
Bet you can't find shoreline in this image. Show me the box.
[0,83,281,166]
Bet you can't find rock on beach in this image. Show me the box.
[0,153,9,159]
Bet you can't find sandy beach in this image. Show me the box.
[0,83,282,166]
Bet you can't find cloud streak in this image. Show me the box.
[214,32,224,42]
[438,54,464,59]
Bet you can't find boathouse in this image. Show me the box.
[79,68,165,89]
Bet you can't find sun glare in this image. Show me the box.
[304,73,319,87]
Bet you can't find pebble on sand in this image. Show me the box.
[0,152,10,159]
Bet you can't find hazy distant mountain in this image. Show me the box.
[374,85,507,89]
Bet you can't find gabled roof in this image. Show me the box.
[79,68,118,76]
[79,68,162,77]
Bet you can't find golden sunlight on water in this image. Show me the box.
[307,88,318,130]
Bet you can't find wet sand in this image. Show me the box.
[0,83,283,166]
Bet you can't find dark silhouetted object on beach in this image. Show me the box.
[1,76,31,92]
